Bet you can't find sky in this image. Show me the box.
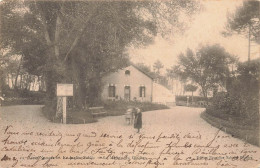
[128,0,260,72]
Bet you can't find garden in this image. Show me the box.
[42,99,169,124]
[203,59,259,146]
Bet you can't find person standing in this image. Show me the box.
[134,108,142,133]
[0,95,4,106]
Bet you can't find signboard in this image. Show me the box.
[57,84,73,96]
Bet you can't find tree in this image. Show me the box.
[209,58,259,125]
[0,1,157,106]
[225,1,260,62]
[0,1,200,110]
[226,1,259,43]
[184,84,197,102]
[174,45,235,100]
[144,0,201,39]
[153,60,164,74]
[0,50,23,90]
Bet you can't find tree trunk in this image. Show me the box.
[0,69,4,95]
[19,74,23,89]
[11,74,15,89]
[45,70,57,100]
[78,72,87,108]
[14,56,23,90]
[71,57,86,109]
[201,87,208,104]
[192,91,194,103]
[37,76,41,91]
[7,74,10,88]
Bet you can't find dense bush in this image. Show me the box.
[1,87,46,106]
[2,86,45,98]
[206,59,259,127]
[2,97,45,106]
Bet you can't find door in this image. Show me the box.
[124,86,130,101]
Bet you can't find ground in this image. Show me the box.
[0,105,259,168]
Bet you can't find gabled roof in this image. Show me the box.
[130,64,154,80]
[101,63,154,80]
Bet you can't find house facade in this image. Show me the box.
[101,65,153,102]
[152,82,175,105]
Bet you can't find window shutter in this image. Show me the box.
[113,86,116,97]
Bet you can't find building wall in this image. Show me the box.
[101,65,153,102]
[152,82,175,105]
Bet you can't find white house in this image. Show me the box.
[101,65,153,102]
[152,82,175,105]
[101,65,176,106]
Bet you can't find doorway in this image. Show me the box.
[124,86,130,101]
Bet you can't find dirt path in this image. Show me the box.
[0,105,259,168]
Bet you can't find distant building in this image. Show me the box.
[101,65,175,105]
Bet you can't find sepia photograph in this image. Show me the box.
[0,0,259,167]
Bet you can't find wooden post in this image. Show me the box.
[259,70,260,147]
[258,0,260,148]
[63,96,67,124]
[57,83,73,124]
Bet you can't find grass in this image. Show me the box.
[42,100,169,124]
[103,100,169,116]
[201,111,259,146]
[67,109,98,124]
[42,101,97,124]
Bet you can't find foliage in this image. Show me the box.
[0,0,200,111]
[226,1,260,43]
[1,87,46,106]
[135,62,171,89]
[143,0,201,39]
[184,84,197,92]
[153,60,164,74]
[135,63,156,78]
[166,66,178,80]
[174,45,235,99]
[206,59,259,126]
[184,84,198,102]
[201,111,259,146]
[2,87,45,98]
[152,60,172,89]
[0,1,157,106]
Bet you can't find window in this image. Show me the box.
[108,85,116,97]
[125,70,130,75]
[139,86,145,97]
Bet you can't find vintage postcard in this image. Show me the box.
[0,0,259,168]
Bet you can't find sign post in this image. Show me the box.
[62,97,67,124]
[57,84,73,124]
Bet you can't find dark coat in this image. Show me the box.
[134,112,142,129]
